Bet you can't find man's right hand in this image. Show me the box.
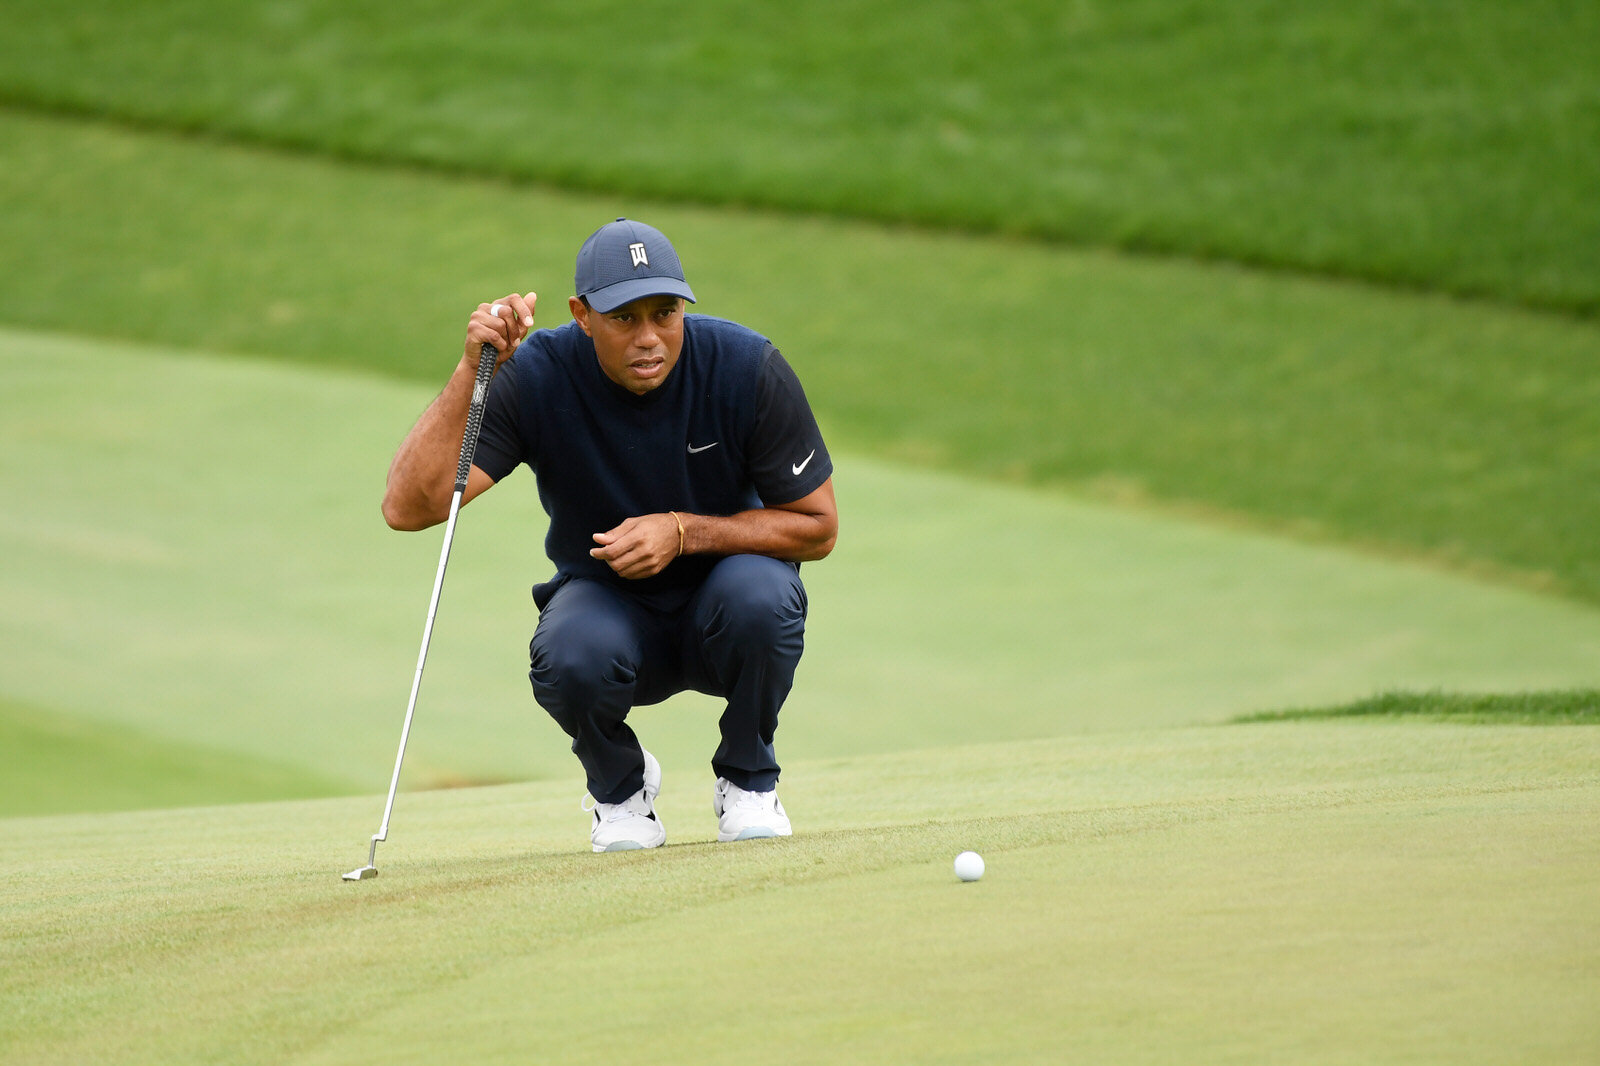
[383,291,533,530]
[468,292,537,365]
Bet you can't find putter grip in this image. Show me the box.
[455,342,498,493]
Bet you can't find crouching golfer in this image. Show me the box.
[382,219,837,851]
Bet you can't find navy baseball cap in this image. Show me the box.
[574,218,696,313]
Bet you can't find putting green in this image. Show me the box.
[3,327,1600,812]
[1,723,1594,1064]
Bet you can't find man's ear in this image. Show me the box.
[569,295,592,336]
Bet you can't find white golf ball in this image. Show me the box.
[953,850,985,882]
[490,303,505,317]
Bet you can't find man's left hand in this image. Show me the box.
[590,513,683,580]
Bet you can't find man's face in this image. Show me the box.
[570,294,686,396]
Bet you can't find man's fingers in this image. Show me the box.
[470,293,535,357]
[589,541,637,572]
[486,301,517,348]
[587,515,678,579]
[468,304,505,351]
[492,293,537,340]
[594,516,641,543]
[467,302,508,356]
[509,292,537,329]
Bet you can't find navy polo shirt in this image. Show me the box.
[472,315,833,606]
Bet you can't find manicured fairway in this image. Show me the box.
[4,330,1600,810]
[5,253,1596,1064]
[2,723,1595,1064]
[5,113,1599,600]
[3,4,1594,1061]
[3,334,1596,1062]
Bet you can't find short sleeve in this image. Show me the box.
[748,346,832,505]
[470,357,527,482]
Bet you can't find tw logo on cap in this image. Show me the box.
[629,242,649,268]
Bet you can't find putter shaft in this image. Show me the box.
[343,342,498,881]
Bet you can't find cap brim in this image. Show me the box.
[583,278,696,314]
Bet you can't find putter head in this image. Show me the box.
[343,835,383,881]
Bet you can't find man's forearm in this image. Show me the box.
[381,356,481,530]
[681,487,837,563]
[384,295,534,530]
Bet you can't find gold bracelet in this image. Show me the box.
[669,511,685,558]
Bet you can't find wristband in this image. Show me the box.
[669,511,685,558]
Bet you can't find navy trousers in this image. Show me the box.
[529,555,808,804]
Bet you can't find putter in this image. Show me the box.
[344,337,500,881]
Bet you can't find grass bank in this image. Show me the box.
[0,697,352,815]
[1238,688,1600,725]
[2,1,1595,313]
[4,114,1598,600]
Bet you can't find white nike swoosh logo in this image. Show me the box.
[792,450,816,476]
[687,442,719,454]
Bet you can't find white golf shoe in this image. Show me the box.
[586,749,666,852]
[713,778,792,842]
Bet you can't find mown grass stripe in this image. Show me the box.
[1236,689,1600,726]
[1,1,1596,314]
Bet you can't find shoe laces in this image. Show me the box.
[725,783,774,811]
